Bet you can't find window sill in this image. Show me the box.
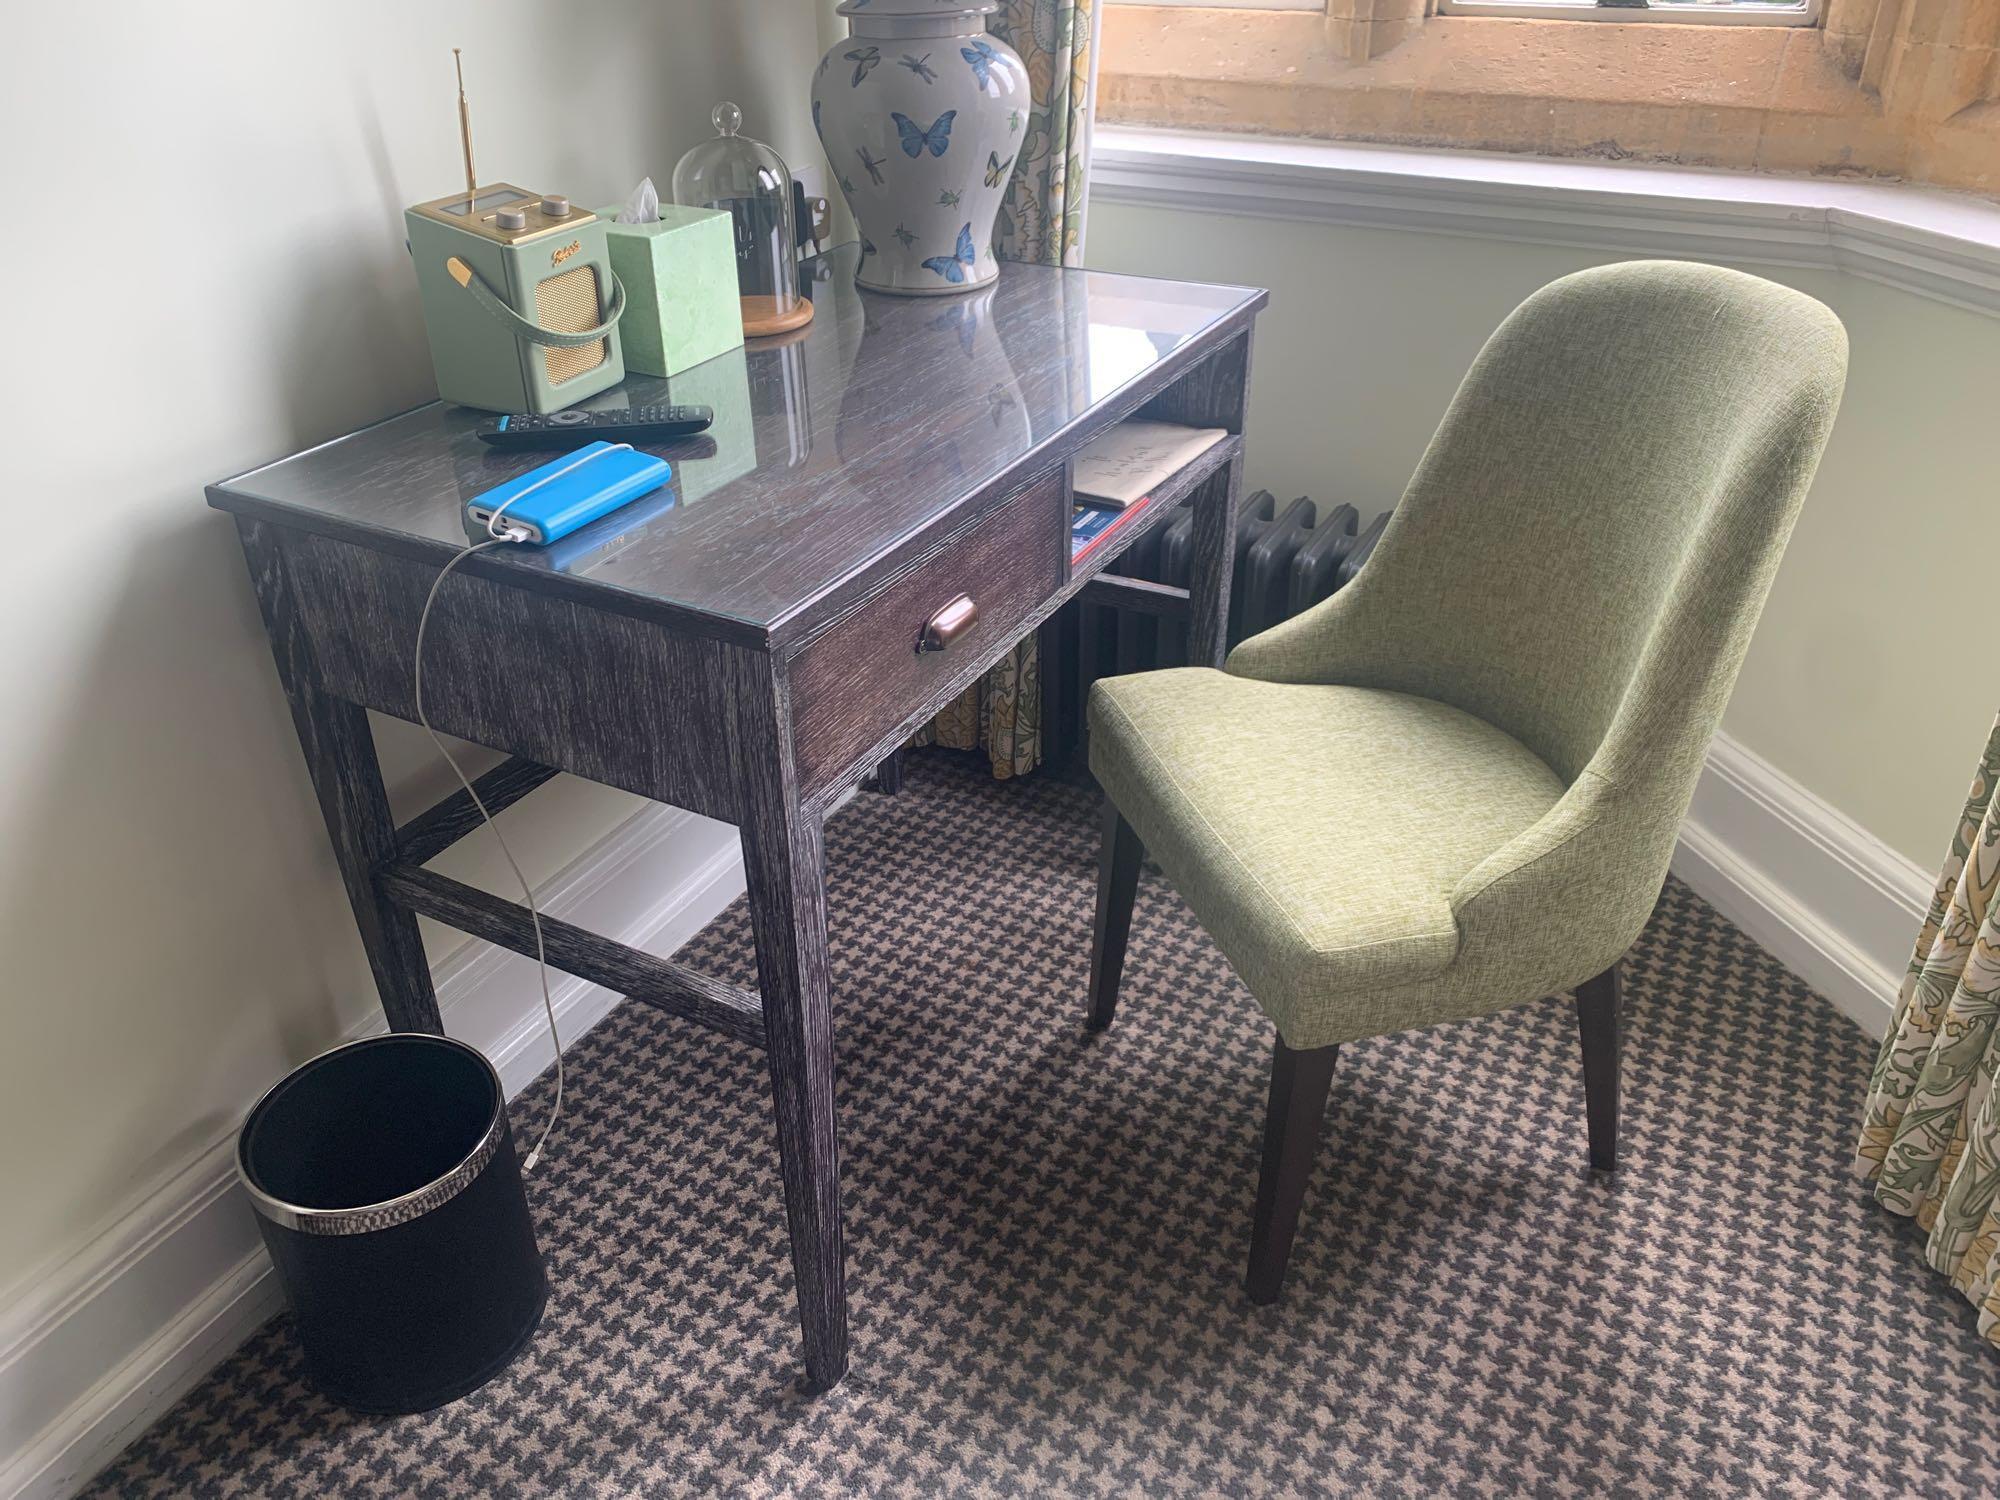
[1098,9,2000,198]
[1090,126,2000,319]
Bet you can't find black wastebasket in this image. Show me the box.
[237,1033,547,1414]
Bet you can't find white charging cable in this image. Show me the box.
[411,444,634,1173]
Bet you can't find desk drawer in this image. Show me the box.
[788,470,1065,789]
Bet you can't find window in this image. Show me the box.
[1098,0,1998,197]
[1436,0,1819,23]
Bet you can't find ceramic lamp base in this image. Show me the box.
[813,3,1028,299]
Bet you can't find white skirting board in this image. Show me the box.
[0,734,1934,1498]
[1671,733,1931,1040]
[0,804,747,1500]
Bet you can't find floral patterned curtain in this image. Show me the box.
[915,0,1099,778]
[1857,712,2000,1349]
[989,0,1097,268]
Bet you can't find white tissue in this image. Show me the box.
[616,177,660,224]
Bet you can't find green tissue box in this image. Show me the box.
[598,205,744,378]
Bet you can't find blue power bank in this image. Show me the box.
[466,442,672,544]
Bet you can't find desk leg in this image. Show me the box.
[1186,451,1244,670]
[236,518,442,1034]
[728,659,848,1394]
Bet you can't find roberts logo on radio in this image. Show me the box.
[551,240,582,266]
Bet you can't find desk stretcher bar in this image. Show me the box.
[387,756,765,1046]
[395,757,560,866]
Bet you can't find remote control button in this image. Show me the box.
[549,410,589,424]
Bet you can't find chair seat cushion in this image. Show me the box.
[1088,669,1566,1047]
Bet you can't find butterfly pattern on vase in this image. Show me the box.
[961,39,1001,94]
[810,17,1022,293]
[892,110,956,159]
[922,222,979,285]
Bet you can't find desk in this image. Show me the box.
[210,246,1267,1392]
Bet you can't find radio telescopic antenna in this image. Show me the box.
[454,48,477,199]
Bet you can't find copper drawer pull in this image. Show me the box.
[918,594,979,653]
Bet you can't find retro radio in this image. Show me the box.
[403,53,626,414]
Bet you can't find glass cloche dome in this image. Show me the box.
[672,103,811,338]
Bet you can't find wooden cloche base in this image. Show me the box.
[742,295,815,339]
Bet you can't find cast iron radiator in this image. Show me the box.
[1043,493,1389,765]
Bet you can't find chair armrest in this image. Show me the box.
[1446,768,1674,983]
[1226,581,1373,685]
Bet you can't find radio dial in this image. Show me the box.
[540,196,572,219]
[495,207,528,230]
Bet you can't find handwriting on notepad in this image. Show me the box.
[1072,422,1230,509]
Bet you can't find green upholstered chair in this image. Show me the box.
[1084,261,1848,1303]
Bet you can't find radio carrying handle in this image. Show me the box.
[445,257,627,348]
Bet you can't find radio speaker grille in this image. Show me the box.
[536,266,609,386]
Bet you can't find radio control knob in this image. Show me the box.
[495,207,527,230]
[540,196,571,219]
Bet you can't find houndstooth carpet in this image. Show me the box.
[89,751,2000,1498]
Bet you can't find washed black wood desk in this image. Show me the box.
[210,245,1266,1392]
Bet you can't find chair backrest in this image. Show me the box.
[1290,260,1846,803]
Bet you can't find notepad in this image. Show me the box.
[1072,421,1230,510]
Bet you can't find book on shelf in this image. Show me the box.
[1071,494,1151,565]
[1072,420,1230,510]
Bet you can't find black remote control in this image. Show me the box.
[475,404,715,449]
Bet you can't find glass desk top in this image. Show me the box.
[212,246,1264,631]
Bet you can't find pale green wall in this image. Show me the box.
[0,2,826,1296]
[1087,201,2000,874]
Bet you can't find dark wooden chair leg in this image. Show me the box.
[1576,962,1622,1172]
[1086,801,1143,1032]
[1245,1036,1339,1305]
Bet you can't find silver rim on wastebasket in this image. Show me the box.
[237,1035,508,1237]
